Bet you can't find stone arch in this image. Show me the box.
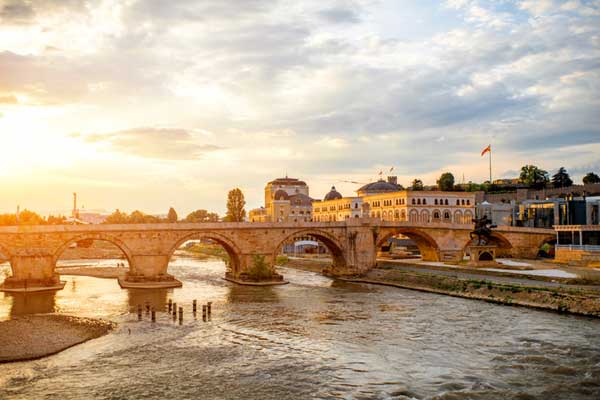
[462,231,513,258]
[420,209,430,223]
[167,231,242,275]
[454,210,463,224]
[464,210,474,222]
[409,209,419,222]
[443,209,452,223]
[377,228,441,261]
[432,209,441,222]
[53,233,135,267]
[273,228,347,272]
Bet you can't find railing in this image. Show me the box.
[556,244,600,251]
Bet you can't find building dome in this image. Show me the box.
[273,189,289,200]
[324,186,343,201]
[357,179,402,195]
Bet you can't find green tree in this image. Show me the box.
[411,179,424,191]
[225,188,246,222]
[551,167,573,188]
[583,172,600,184]
[519,165,549,189]
[18,209,45,225]
[167,207,178,223]
[437,172,455,191]
[185,209,220,223]
[104,209,129,224]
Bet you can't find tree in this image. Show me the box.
[583,172,600,184]
[411,179,424,191]
[519,165,549,189]
[551,167,573,188]
[185,209,220,223]
[167,207,178,223]
[225,188,246,222]
[437,172,455,191]
[18,209,45,225]
[104,209,129,224]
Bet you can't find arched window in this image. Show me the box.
[466,200,470,205]
[435,199,438,205]
[444,211,451,221]
[423,199,427,205]
[461,199,465,205]
[417,199,421,205]
[401,210,406,221]
[412,199,416,205]
[433,211,441,220]
[444,199,449,205]
[456,199,460,205]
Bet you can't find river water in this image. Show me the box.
[0,256,599,399]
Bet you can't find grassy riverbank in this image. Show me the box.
[181,243,229,261]
[347,268,600,317]
[0,315,115,363]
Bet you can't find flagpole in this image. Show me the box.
[489,147,492,184]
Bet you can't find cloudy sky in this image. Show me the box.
[0,0,599,216]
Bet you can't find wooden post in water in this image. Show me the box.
[151,307,156,322]
[137,305,142,320]
[202,305,207,321]
[172,302,177,316]
[193,300,197,313]
[178,306,183,323]
[168,299,172,312]
[207,301,212,315]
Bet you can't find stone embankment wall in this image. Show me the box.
[350,268,600,317]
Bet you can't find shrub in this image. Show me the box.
[246,255,273,280]
[275,255,289,266]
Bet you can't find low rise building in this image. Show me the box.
[313,177,475,224]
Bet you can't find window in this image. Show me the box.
[354,203,358,209]
[466,200,470,205]
[423,199,427,205]
[435,199,438,205]
[444,211,450,220]
[444,199,449,205]
[412,199,416,205]
[434,211,440,219]
[417,199,421,205]
[456,199,460,205]
[461,199,465,205]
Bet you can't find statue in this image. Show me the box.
[470,215,495,245]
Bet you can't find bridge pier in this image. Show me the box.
[225,253,287,285]
[118,254,182,289]
[0,254,65,292]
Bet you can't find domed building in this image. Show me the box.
[312,175,475,224]
[357,177,403,196]
[249,176,315,222]
[324,186,343,201]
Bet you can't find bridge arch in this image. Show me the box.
[272,228,347,272]
[53,233,135,267]
[462,231,513,258]
[166,231,242,275]
[377,228,441,261]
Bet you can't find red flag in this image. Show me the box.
[481,144,491,156]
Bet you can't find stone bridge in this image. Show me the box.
[0,219,555,291]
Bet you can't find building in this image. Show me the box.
[477,201,516,226]
[313,177,475,224]
[249,177,314,222]
[554,225,600,266]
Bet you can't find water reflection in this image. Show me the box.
[127,288,171,312]
[6,291,57,316]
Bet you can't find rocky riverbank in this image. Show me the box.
[347,268,600,317]
[0,314,115,363]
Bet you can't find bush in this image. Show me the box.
[275,255,289,265]
[246,255,273,280]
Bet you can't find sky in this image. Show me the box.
[0,0,599,217]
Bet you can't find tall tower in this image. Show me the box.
[72,192,79,219]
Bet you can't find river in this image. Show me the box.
[0,256,599,399]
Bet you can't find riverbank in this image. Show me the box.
[346,268,600,317]
[0,314,115,363]
[56,266,126,279]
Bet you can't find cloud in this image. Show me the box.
[80,127,223,160]
[318,6,361,24]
